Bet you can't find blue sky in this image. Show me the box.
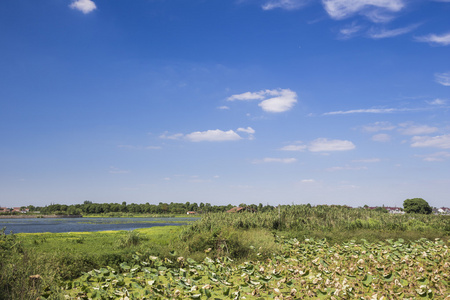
[1,0,449,208]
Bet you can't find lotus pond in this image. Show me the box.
[56,237,449,299]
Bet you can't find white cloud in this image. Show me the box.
[368,24,419,39]
[218,106,230,110]
[161,127,254,142]
[254,157,298,164]
[237,127,255,140]
[427,98,447,105]
[372,133,391,142]
[361,121,395,132]
[69,0,97,14]
[416,32,450,46]
[237,127,255,134]
[280,144,308,151]
[227,91,265,101]
[326,165,368,171]
[185,129,242,142]
[411,134,450,149]
[352,158,381,163]
[281,138,355,152]
[435,72,450,86]
[416,152,450,162]
[323,107,411,115]
[159,132,184,140]
[262,0,310,10]
[308,138,355,152]
[398,123,438,135]
[339,22,364,39]
[322,0,405,21]
[228,88,298,113]
[300,179,316,183]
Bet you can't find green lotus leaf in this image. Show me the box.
[362,274,373,286]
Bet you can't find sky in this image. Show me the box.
[1,0,449,208]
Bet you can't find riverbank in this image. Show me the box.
[0,214,82,219]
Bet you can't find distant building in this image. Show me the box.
[186,211,197,215]
[226,206,256,213]
[385,207,405,214]
[12,207,29,213]
[368,206,405,214]
[437,207,450,215]
[0,207,10,213]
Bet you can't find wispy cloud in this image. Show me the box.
[253,157,298,164]
[227,88,298,113]
[339,22,364,39]
[217,106,230,110]
[323,107,423,115]
[109,166,130,174]
[326,165,368,172]
[69,0,97,14]
[282,138,355,152]
[159,132,184,140]
[237,127,256,140]
[427,98,447,105]
[416,152,450,162]
[262,0,310,10]
[322,0,405,22]
[300,179,317,183]
[361,121,396,132]
[309,138,355,152]
[411,134,450,149]
[371,133,391,142]
[352,158,381,163]
[280,144,308,151]
[118,145,162,150]
[368,23,420,39]
[435,72,450,86]
[416,32,450,46]
[398,122,438,136]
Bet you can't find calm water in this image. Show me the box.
[0,217,198,234]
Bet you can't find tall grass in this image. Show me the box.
[181,205,450,245]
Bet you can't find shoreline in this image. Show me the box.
[0,214,83,219]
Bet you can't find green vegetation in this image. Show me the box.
[0,226,184,300]
[61,237,449,299]
[15,201,275,216]
[1,204,449,299]
[403,198,433,215]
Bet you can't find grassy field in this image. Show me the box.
[1,206,449,299]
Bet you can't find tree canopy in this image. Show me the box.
[403,198,432,214]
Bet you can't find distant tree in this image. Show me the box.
[403,198,432,214]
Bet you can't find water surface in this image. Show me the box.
[0,217,198,234]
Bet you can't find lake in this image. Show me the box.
[0,217,198,234]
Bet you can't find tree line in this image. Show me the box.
[25,201,277,215]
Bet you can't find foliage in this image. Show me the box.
[403,198,433,215]
[59,237,450,299]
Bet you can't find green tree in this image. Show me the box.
[403,198,432,214]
